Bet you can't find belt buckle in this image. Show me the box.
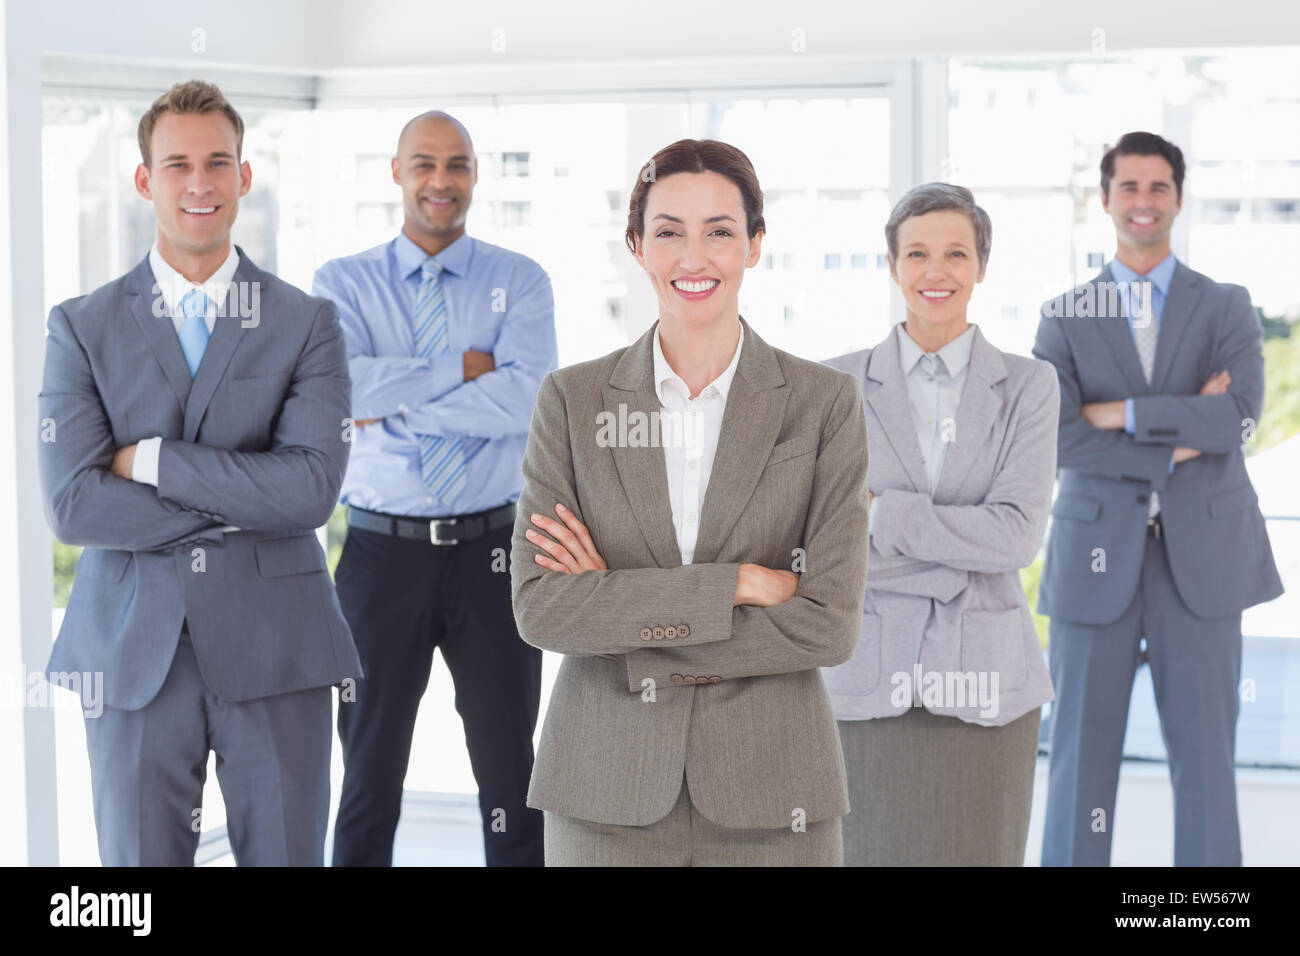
[429,518,459,546]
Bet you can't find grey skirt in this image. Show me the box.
[837,705,1040,866]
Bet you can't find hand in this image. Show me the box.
[734,564,799,607]
[354,418,382,427]
[110,444,137,480]
[1173,446,1201,464]
[463,349,495,382]
[527,503,607,573]
[1200,370,1231,395]
[1080,400,1126,430]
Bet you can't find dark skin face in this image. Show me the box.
[391,117,477,257]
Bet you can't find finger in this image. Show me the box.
[555,504,599,561]
[532,511,586,565]
[525,527,580,571]
[533,552,572,574]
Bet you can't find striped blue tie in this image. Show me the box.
[178,290,210,377]
[413,258,476,505]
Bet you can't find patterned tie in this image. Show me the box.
[1128,279,1161,517]
[179,289,210,378]
[412,258,476,505]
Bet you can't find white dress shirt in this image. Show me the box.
[870,322,975,533]
[652,322,744,565]
[132,242,240,486]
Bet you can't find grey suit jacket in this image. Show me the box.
[40,248,362,710]
[1032,261,1283,625]
[510,316,870,828]
[821,324,1058,727]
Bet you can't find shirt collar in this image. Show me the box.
[653,322,744,405]
[895,321,976,378]
[394,229,473,281]
[149,242,241,316]
[1108,251,1177,295]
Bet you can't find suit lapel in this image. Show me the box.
[932,325,1005,502]
[864,326,929,494]
[1150,261,1202,393]
[183,248,256,441]
[126,255,192,413]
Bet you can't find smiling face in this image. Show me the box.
[134,111,250,273]
[392,118,476,251]
[890,209,985,328]
[1102,152,1182,252]
[633,171,762,330]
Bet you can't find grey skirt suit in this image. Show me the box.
[822,324,1059,866]
[510,316,871,865]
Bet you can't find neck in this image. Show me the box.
[902,314,969,353]
[156,233,231,284]
[658,313,742,401]
[1113,239,1171,276]
[404,221,464,257]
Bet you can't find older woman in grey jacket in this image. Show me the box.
[823,183,1059,866]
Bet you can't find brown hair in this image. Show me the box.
[137,79,245,168]
[624,139,765,255]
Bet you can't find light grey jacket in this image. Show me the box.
[822,324,1058,727]
[510,316,870,828]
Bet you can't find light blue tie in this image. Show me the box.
[412,258,482,505]
[179,290,210,378]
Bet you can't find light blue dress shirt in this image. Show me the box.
[1110,252,1177,474]
[312,231,558,518]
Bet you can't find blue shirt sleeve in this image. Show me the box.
[1124,397,1136,434]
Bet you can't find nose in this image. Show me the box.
[678,233,708,272]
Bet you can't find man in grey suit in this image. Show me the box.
[38,80,360,865]
[1034,132,1283,866]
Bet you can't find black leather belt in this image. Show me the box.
[347,502,516,546]
[1147,514,1164,539]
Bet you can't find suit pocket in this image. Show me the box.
[254,535,328,578]
[959,607,1027,693]
[766,430,819,467]
[1207,483,1258,518]
[1050,493,1101,522]
[75,548,130,583]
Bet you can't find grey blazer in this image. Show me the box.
[1033,261,1282,624]
[40,248,362,710]
[510,316,870,828]
[821,324,1058,727]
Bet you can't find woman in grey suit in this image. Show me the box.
[823,183,1059,866]
[510,139,871,866]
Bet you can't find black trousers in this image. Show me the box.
[331,520,544,866]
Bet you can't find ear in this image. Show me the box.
[975,261,987,284]
[134,163,153,201]
[888,258,899,287]
[745,229,764,268]
[238,160,252,198]
[1100,187,1111,214]
[632,232,646,271]
[391,156,401,186]
[472,155,479,186]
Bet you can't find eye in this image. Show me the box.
[710,229,733,238]
[951,250,967,257]
[908,250,924,257]
[656,230,677,239]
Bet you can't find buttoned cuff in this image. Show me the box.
[132,436,162,486]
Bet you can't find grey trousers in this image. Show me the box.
[83,627,333,866]
[838,705,1040,866]
[544,774,843,866]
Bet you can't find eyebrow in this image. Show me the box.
[408,153,472,162]
[160,151,237,162]
[1116,179,1170,187]
[651,214,738,224]
[903,239,972,248]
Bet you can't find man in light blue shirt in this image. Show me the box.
[313,111,557,866]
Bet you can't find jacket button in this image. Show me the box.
[670,673,684,684]
[652,626,665,640]
[664,625,677,639]
[677,624,690,638]
[684,675,697,684]
[640,627,652,641]
[709,676,722,683]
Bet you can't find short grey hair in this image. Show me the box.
[884,182,992,271]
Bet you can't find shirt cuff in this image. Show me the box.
[132,436,162,486]
[1168,450,1177,474]
[1124,398,1136,434]
[431,353,465,399]
[868,494,880,537]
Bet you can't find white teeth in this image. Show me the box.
[672,279,719,293]
[184,206,216,214]
[1131,216,1155,224]
[920,290,953,299]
